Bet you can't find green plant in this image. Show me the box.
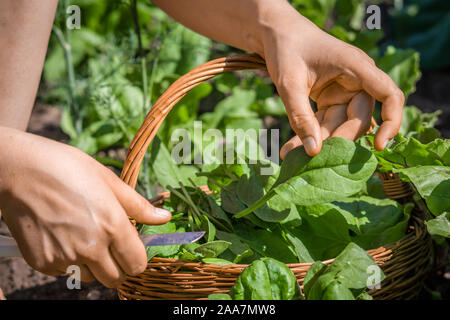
[302,243,384,300]
[209,258,303,300]
[234,137,378,218]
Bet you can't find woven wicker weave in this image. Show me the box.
[117,54,432,300]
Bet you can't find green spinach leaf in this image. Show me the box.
[303,243,384,300]
[395,166,450,216]
[236,137,377,218]
[229,258,302,300]
[140,222,185,260]
[425,212,450,238]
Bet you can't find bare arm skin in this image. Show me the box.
[0,1,171,287]
[153,0,405,157]
[0,1,58,130]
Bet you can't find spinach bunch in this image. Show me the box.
[208,243,383,300]
[209,258,302,300]
[302,243,384,300]
[141,137,413,264]
[234,137,378,218]
[363,132,450,239]
[140,132,450,300]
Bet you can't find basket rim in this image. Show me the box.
[118,211,431,299]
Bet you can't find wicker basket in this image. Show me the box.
[117,54,433,300]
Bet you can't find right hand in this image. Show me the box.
[256,3,404,156]
[280,92,375,159]
[0,127,171,288]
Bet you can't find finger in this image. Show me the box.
[87,252,127,288]
[280,109,328,159]
[315,109,326,123]
[279,106,344,158]
[58,264,96,283]
[280,135,302,160]
[78,265,96,283]
[365,117,378,135]
[316,83,358,110]
[38,268,65,277]
[110,217,148,276]
[277,80,322,156]
[319,104,348,139]
[352,62,404,149]
[331,92,374,140]
[104,169,171,225]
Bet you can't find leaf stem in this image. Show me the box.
[223,167,239,181]
[204,176,231,192]
[179,183,204,218]
[168,184,233,233]
[52,25,81,134]
[234,190,275,219]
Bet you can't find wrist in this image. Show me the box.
[0,126,13,195]
[254,1,320,58]
[0,126,29,196]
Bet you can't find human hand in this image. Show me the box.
[151,0,403,157]
[279,92,375,159]
[258,3,404,157]
[0,127,171,288]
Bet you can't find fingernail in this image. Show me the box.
[303,136,317,154]
[155,208,172,219]
[382,139,388,149]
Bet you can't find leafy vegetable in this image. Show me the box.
[370,132,450,218]
[283,197,412,261]
[426,212,450,238]
[140,222,186,260]
[209,258,302,300]
[396,166,450,216]
[330,197,412,247]
[233,224,298,264]
[150,136,201,188]
[400,106,442,140]
[377,46,421,98]
[235,137,377,218]
[303,243,385,300]
[286,206,351,261]
[193,241,231,258]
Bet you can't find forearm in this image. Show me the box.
[0,126,23,195]
[0,0,58,130]
[152,0,311,58]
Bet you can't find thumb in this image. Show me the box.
[277,80,322,156]
[105,170,172,225]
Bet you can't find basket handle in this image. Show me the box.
[120,53,266,188]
